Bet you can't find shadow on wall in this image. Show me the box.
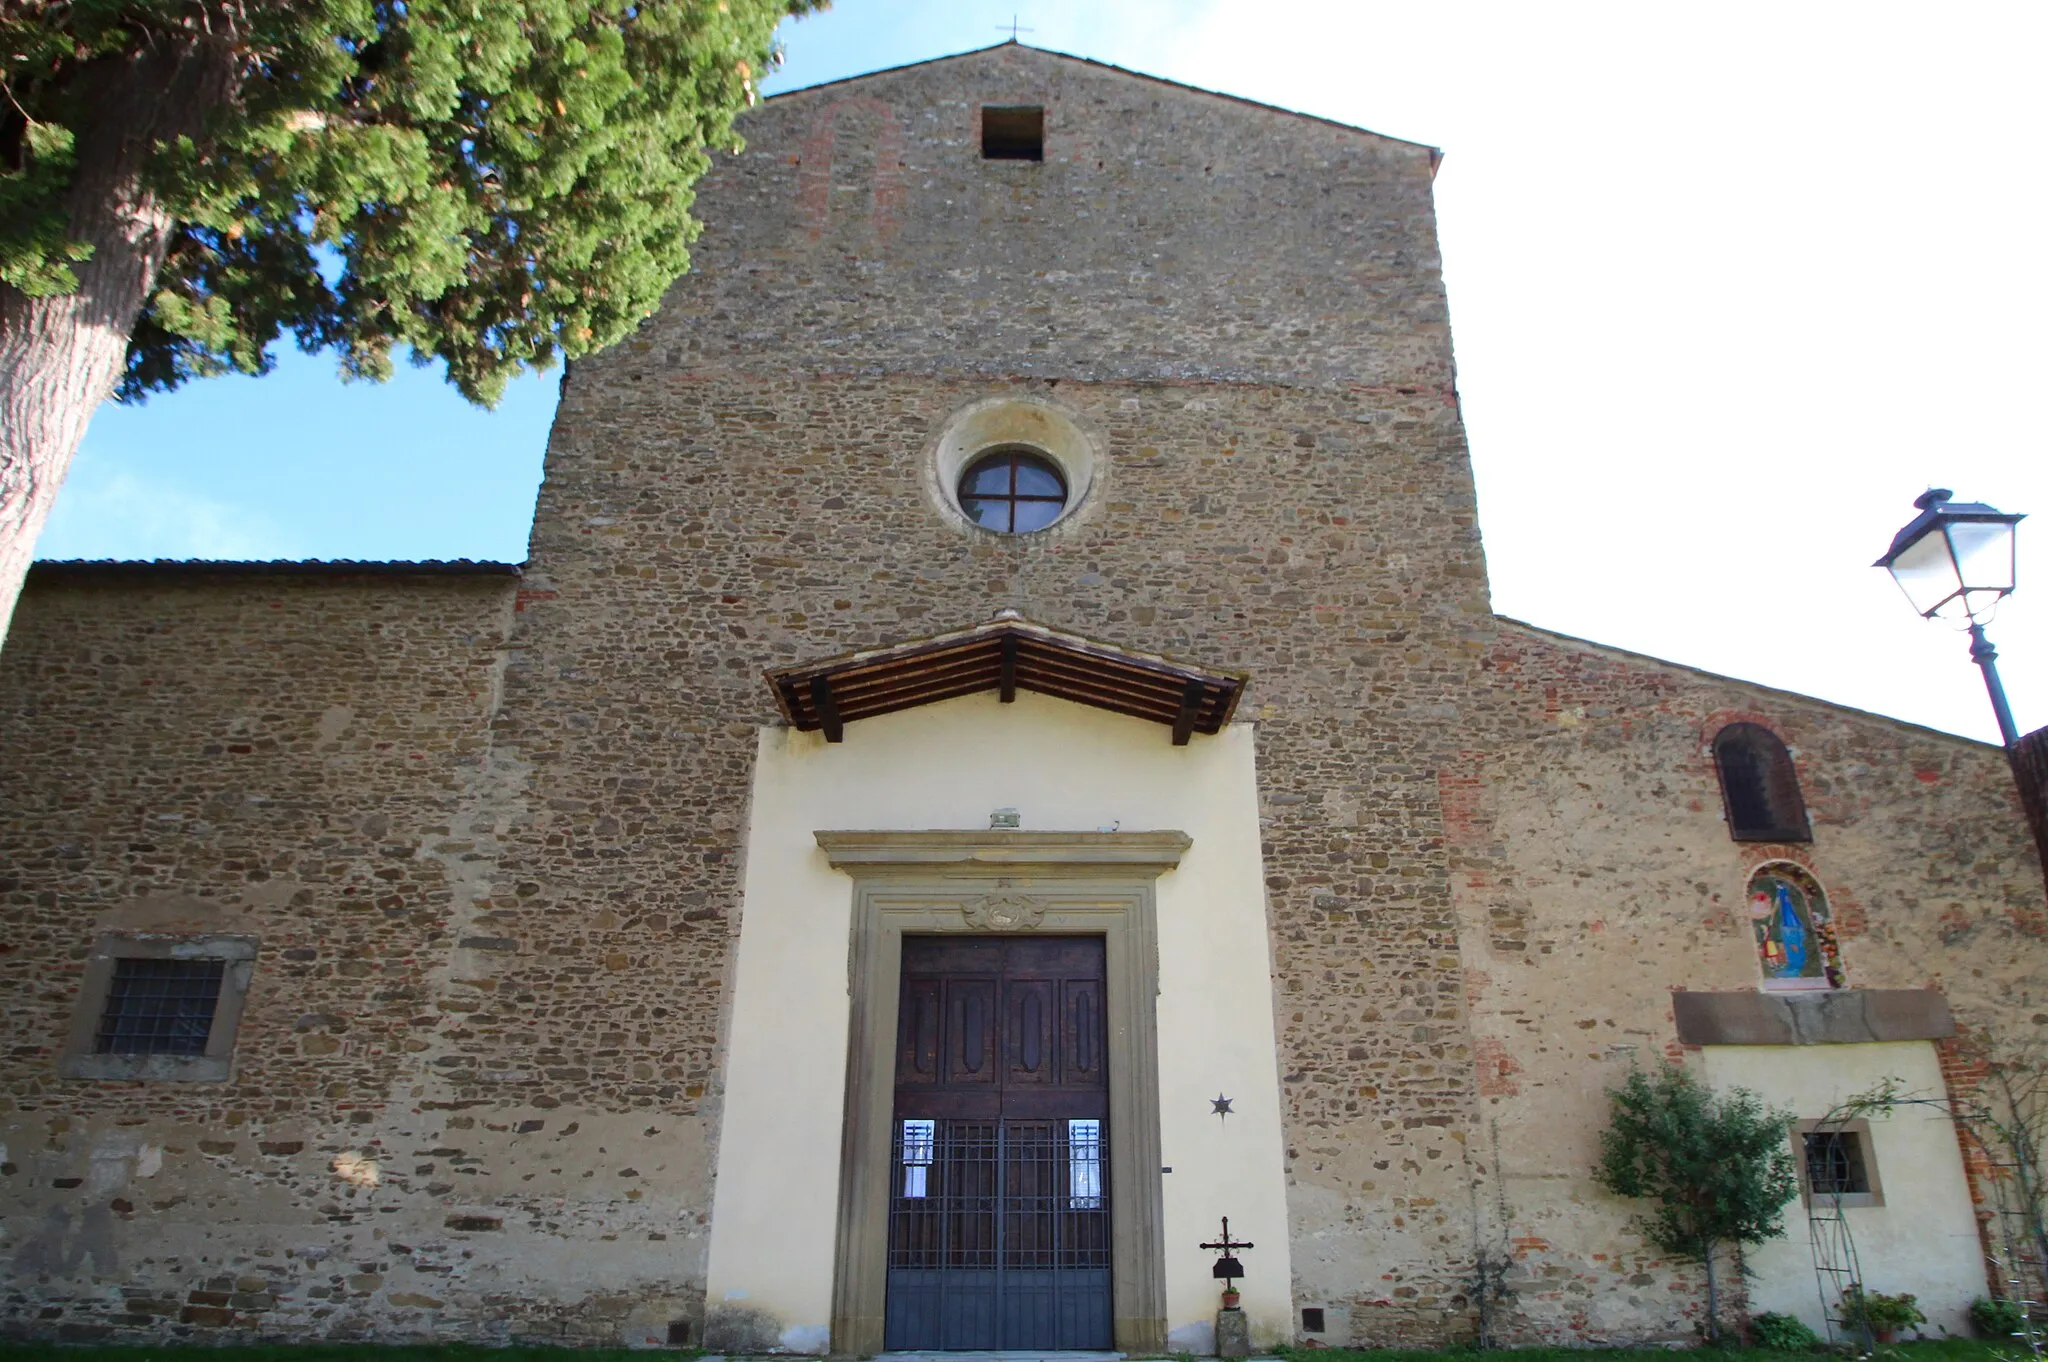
[2013,726,2048,891]
[704,1301,821,1354]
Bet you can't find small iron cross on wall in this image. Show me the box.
[1201,1215,1254,1288]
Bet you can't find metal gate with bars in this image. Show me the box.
[886,1117,1111,1349]
[885,935,1113,1350]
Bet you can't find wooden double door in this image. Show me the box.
[884,935,1112,1350]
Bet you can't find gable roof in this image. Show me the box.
[764,612,1247,744]
[763,41,1442,170]
[27,559,520,581]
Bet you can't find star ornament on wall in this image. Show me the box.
[1212,1093,1234,1120]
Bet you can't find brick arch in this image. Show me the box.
[1695,707,1799,762]
[1744,858,1846,987]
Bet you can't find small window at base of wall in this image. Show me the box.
[1301,1308,1327,1334]
[60,934,258,1082]
[982,106,1044,161]
[1713,722,1812,842]
[1796,1119,1883,1208]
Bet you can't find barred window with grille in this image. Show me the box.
[60,934,258,1082]
[1796,1120,1883,1207]
[1713,722,1811,842]
[94,957,227,1055]
[1805,1131,1868,1195]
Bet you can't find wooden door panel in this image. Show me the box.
[888,935,1114,1350]
[895,935,1107,1117]
[904,936,1002,975]
[896,978,943,1089]
[1004,979,1056,1087]
[945,979,999,1088]
[1063,978,1105,1088]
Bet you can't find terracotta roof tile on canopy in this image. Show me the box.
[765,613,1248,745]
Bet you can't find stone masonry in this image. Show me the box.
[0,44,2042,1347]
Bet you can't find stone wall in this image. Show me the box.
[0,566,615,1341]
[507,43,1494,1348]
[0,46,1498,1345]
[2,43,2043,1351]
[1445,619,2048,1343]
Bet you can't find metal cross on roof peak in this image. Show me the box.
[998,15,1034,40]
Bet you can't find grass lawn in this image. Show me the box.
[0,1341,2032,1361]
[1267,1344,2022,1362]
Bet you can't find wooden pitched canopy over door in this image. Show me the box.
[885,936,1111,1350]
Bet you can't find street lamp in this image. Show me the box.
[1875,489,2026,746]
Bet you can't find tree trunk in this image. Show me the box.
[0,42,233,644]
[1701,1239,1720,1341]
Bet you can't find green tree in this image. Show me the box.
[1593,1063,1799,1341]
[0,0,820,638]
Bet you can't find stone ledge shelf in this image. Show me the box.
[815,829,1192,872]
[1672,988,1956,1047]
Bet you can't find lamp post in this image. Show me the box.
[1874,489,2026,746]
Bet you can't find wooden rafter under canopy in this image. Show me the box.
[764,613,1248,745]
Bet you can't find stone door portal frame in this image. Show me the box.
[816,829,1190,1356]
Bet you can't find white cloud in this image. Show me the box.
[37,469,298,562]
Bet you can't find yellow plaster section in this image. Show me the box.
[704,690,1292,1352]
[1698,1041,1981,1336]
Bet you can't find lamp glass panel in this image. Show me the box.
[1945,520,2017,594]
[1887,527,1963,617]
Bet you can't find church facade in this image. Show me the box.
[2,45,2043,1352]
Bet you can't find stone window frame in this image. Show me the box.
[60,933,259,1082]
[923,395,1103,539]
[814,828,1188,1358]
[1712,721,1812,843]
[1794,1117,1885,1209]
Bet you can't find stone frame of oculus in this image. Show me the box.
[924,395,1101,538]
[60,934,259,1082]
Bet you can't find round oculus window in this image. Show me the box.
[958,447,1069,533]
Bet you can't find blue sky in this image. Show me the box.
[39,1,2047,746]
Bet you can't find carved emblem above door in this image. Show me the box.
[961,888,1046,931]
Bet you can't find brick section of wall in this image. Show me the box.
[645,46,1450,393]
[1444,619,2048,1342]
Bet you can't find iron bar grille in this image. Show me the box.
[1804,1132,1869,1196]
[94,958,225,1055]
[890,1119,1109,1270]
[886,1118,1112,1349]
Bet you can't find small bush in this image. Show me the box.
[1842,1285,1927,1336]
[1972,1295,2029,1338]
[1750,1311,1822,1351]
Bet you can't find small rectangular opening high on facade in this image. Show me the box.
[982,106,1044,161]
